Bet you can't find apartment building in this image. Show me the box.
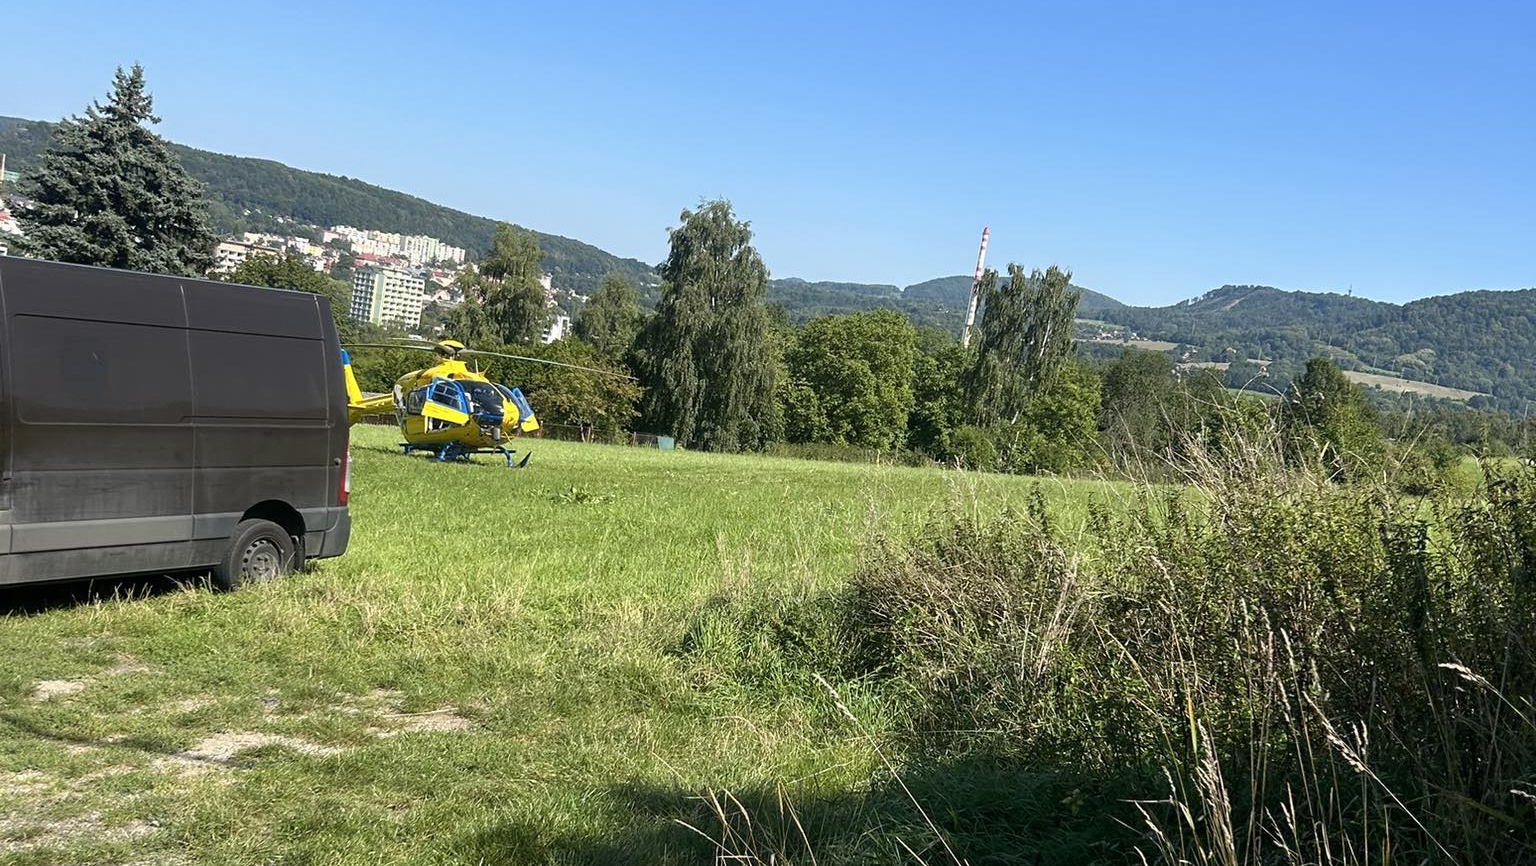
[350,264,427,327]
[540,314,571,344]
[325,225,467,266]
[212,240,278,274]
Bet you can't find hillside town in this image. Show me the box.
[214,224,577,341]
[0,188,577,341]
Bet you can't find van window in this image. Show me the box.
[189,331,326,420]
[12,315,191,425]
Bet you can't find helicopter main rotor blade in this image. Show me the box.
[459,349,638,380]
[342,342,440,352]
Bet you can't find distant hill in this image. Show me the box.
[903,275,1124,313]
[768,274,1124,331]
[1108,284,1392,336]
[0,115,659,294]
[1091,284,1536,412]
[765,278,945,327]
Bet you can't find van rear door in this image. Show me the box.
[184,278,333,551]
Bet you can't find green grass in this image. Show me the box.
[0,425,1115,865]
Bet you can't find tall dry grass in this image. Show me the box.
[686,413,1536,863]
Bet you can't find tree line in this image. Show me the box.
[524,199,1528,491]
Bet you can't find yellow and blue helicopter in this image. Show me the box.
[341,338,631,466]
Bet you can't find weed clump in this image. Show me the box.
[682,424,1536,863]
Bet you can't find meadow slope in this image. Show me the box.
[0,426,1114,865]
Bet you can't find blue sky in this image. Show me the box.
[2,1,1532,305]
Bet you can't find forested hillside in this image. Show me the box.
[768,275,1123,331]
[0,115,657,294]
[1107,285,1392,336]
[1091,284,1536,411]
[904,274,1124,313]
[1348,290,1536,399]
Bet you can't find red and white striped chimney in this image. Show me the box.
[961,226,990,348]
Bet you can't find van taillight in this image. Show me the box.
[339,436,351,505]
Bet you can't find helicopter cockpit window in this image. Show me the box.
[404,388,427,416]
[427,380,465,412]
[460,382,505,416]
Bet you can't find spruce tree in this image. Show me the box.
[20,64,217,276]
[637,200,780,450]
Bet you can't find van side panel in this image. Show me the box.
[182,279,325,339]
[184,279,336,551]
[2,260,187,326]
[0,259,195,584]
[187,332,331,534]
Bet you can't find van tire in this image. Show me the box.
[213,519,296,590]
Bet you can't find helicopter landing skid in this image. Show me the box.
[401,442,532,467]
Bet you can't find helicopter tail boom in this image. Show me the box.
[341,350,364,405]
[341,349,397,425]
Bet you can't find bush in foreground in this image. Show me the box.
[682,425,1536,864]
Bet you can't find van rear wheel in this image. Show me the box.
[213,519,296,590]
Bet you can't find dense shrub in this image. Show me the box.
[945,424,996,471]
[683,422,1536,863]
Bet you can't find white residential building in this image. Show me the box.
[325,225,466,266]
[350,265,427,328]
[212,240,279,274]
[401,234,438,264]
[540,314,571,344]
[437,242,467,265]
[287,238,324,259]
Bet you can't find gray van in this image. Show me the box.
[0,256,351,589]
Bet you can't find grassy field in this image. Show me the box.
[0,425,1116,865]
[1340,369,1486,401]
[1083,337,1179,352]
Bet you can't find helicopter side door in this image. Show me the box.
[421,380,470,428]
[399,385,429,439]
[400,379,469,437]
[494,384,541,434]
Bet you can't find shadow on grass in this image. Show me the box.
[0,571,208,616]
[461,756,1146,866]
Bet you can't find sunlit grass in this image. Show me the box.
[0,424,1114,865]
